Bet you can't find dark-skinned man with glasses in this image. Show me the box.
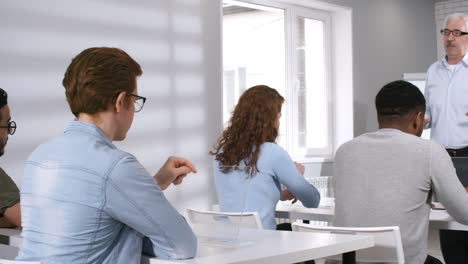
[424,13,468,264]
[0,88,20,228]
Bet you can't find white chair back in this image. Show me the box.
[292,223,404,264]
[0,261,40,264]
[186,208,263,229]
[0,244,18,262]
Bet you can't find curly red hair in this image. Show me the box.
[211,85,284,173]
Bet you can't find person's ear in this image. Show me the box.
[413,111,424,133]
[114,91,127,113]
[416,112,424,126]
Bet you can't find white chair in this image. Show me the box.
[0,260,40,264]
[186,208,263,229]
[292,223,404,264]
[0,244,18,262]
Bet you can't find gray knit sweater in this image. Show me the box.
[333,129,468,264]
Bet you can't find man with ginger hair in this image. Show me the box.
[17,47,197,263]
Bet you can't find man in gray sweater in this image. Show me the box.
[333,80,468,264]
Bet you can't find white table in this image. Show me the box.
[143,224,374,264]
[429,209,468,231]
[276,201,468,231]
[0,228,22,248]
[1,225,373,264]
[276,201,334,222]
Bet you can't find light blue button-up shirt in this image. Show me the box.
[17,121,196,264]
[425,53,468,149]
[213,143,320,230]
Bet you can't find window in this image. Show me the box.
[403,73,430,140]
[223,0,334,159]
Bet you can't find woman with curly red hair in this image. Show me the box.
[211,85,320,230]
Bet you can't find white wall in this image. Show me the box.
[0,0,222,211]
[347,0,437,136]
[0,0,439,200]
[275,0,436,137]
[288,0,437,176]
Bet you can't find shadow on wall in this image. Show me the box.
[0,0,221,211]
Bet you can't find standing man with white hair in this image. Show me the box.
[424,13,468,264]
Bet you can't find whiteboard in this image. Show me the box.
[403,73,430,140]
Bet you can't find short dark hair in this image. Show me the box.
[376,80,425,122]
[62,47,142,117]
[0,88,8,121]
[0,88,7,109]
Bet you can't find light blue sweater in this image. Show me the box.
[213,143,320,229]
[18,121,196,263]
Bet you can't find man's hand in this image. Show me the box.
[0,217,14,228]
[465,113,468,117]
[154,156,197,190]
[3,202,21,227]
[294,162,305,175]
[280,189,297,204]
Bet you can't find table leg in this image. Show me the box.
[342,251,356,264]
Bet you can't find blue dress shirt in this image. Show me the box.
[17,121,196,264]
[425,53,468,148]
[213,143,320,230]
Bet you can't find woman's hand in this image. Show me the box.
[294,162,305,175]
[280,189,297,204]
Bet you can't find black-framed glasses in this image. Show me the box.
[0,120,16,135]
[129,94,147,113]
[440,29,468,37]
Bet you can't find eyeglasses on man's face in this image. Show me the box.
[129,94,147,113]
[440,29,468,37]
[0,120,16,135]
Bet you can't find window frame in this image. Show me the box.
[222,0,335,161]
[288,7,333,159]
